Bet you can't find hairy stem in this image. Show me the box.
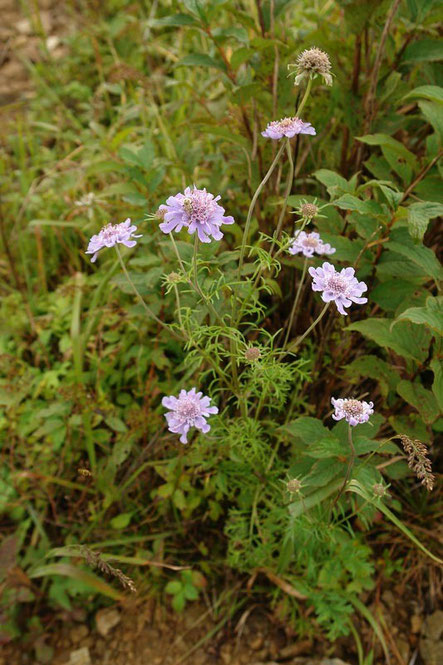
[285,302,330,354]
[238,140,286,274]
[283,257,308,348]
[115,246,181,340]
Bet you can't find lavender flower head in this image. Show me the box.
[289,231,336,258]
[262,116,316,140]
[309,262,368,315]
[331,397,374,427]
[162,388,218,444]
[158,186,234,243]
[86,218,141,263]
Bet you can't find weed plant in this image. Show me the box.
[0,0,442,654]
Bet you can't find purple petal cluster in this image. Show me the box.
[309,262,368,315]
[288,231,336,258]
[158,186,234,243]
[162,387,218,444]
[261,116,316,140]
[331,397,374,427]
[86,218,141,263]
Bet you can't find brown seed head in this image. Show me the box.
[300,202,319,219]
[297,47,331,75]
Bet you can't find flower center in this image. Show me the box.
[326,275,347,294]
[182,191,216,225]
[304,236,319,248]
[342,399,364,417]
[177,397,200,421]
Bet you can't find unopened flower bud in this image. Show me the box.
[372,483,386,497]
[245,347,261,361]
[166,271,181,284]
[287,478,302,493]
[156,206,166,220]
[290,47,333,87]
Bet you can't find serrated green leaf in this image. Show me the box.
[393,296,443,336]
[402,39,443,63]
[397,380,440,424]
[430,358,443,411]
[345,355,400,397]
[387,233,442,281]
[346,318,431,363]
[402,85,443,103]
[407,201,443,240]
[280,417,333,445]
[418,100,443,142]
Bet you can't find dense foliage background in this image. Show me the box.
[0,0,441,659]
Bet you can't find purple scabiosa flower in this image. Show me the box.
[288,231,336,258]
[86,218,141,263]
[261,116,316,140]
[308,262,368,315]
[331,397,374,427]
[158,186,234,243]
[162,387,218,444]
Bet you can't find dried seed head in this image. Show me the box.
[290,47,333,87]
[245,347,261,361]
[300,203,319,219]
[287,478,302,493]
[399,435,435,491]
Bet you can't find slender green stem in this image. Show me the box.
[331,424,356,511]
[270,138,294,254]
[169,232,186,273]
[238,140,286,274]
[173,284,184,330]
[285,302,330,354]
[283,256,308,348]
[115,246,181,340]
[191,235,225,326]
[295,77,312,117]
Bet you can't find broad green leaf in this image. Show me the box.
[430,358,443,412]
[345,355,399,397]
[280,417,333,445]
[357,134,417,168]
[165,580,182,594]
[305,437,346,459]
[176,54,226,72]
[407,201,443,240]
[154,13,198,27]
[346,318,431,363]
[402,39,443,63]
[314,169,354,198]
[402,85,443,103]
[110,513,132,529]
[371,279,419,312]
[137,141,155,170]
[396,380,440,424]
[387,235,442,282]
[393,296,443,336]
[333,194,383,217]
[419,100,443,142]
